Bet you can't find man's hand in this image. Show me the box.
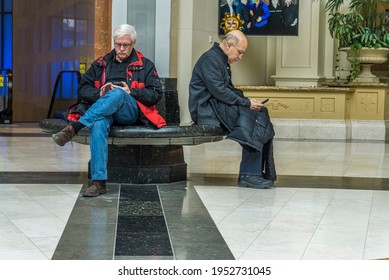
[250,99,265,110]
[99,83,111,97]
[110,81,131,94]
[100,82,131,97]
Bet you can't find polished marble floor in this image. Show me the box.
[1,123,389,260]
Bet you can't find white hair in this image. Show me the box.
[113,24,137,42]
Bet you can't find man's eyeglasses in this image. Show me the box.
[231,44,245,56]
[114,42,133,49]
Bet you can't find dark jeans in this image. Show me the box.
[239,147,263,176]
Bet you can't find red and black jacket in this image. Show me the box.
[76,49,166,128]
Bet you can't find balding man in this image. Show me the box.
[189,30,276,189]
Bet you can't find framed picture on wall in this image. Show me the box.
[219,0,299,36]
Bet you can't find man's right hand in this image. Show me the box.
[99,83,112,97]
[250,99,265,111]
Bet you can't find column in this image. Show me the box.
[271,0,333,86]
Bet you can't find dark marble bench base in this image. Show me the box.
[106,145,187,184]
[40,118,226,184]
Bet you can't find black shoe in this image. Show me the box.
[262,172,277,182]
[238,175,274,189]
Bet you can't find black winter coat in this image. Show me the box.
[69,48,165,127]
[189,43,276,180]
[210,89,276,181]
[210,88,275,153]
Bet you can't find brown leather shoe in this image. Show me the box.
[81,180,107,197]
[52,125,75,147]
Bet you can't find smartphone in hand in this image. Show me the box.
[111,81,124,87]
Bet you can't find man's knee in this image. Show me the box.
[90,118,111,132]
[107,88,127,99]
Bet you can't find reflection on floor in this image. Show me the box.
[1,123,389,260]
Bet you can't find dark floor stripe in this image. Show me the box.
[0,133,50,137]
[276,175,389,190]
[115,185,173,257]
[1,171,388,190]
[189,174,389,190]
[0,171,88,183]
[52,180,234,260]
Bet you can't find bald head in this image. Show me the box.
[221,30,248,64]
[223,30,248,47]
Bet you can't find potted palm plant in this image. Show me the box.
[326,0,389,82]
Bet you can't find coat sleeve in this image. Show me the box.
[77,63,101,104]
[198,54,250,107]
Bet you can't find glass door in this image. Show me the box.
[0,0,12,123]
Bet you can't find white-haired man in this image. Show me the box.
[52,24,165,197]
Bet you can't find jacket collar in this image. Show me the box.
[100,48,144,67]
[212,42,229,64]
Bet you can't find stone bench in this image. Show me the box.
[39,118,226,184]
[40,78,226,184]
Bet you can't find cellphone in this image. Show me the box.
[111,81,124,86]
[262,98,269,104]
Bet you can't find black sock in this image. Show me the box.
[70,122,85,134]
